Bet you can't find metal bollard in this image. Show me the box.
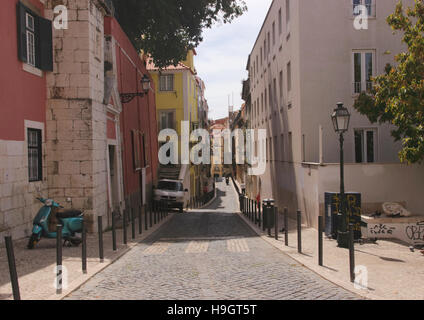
[349,224,355,283]
[297,210,302,253]
[56,225,63,295]
[258,201,262,228]
[138,204,142,235]
[274,207,279,240]
[149,203,153,228]
[255,201,258,225]
[318,216,323,266]
[144,204,148,230]
[123,209,128,245]
[98,216,104,263]
[284,208,289,246]
[4,236,20,300]
[153,202,157,224]
[82,219,87,274]
[112,211,117,251]
[131,207,136,239]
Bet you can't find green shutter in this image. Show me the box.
[37,16,53,71]
[17,2,27,63]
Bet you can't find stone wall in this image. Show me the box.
[45,0,109,231]
[0,137,48,243]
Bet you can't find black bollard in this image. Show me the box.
[131,207,136,240]
[98,216,104,263]
[255,201,258,225]
[274,207,279,240]
[284,208,289,246]
[349,224,355,283]
[138,204,142,235]
[144,204,148,230]
[123,209,128,245]
[5,236,20,300]
[56,225,63,294]
[297,210,302,253]
[149,203,153,228]
[318,216,323,266]
[82,219,87,274]
[258,201,261,228]
[112,211,117,251]
[153,202,157,224]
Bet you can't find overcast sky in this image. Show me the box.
[196,0,273,120]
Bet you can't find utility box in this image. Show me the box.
[263,199,275,229]
[324,192,362,240]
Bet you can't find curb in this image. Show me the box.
[52,212,175,300]
[236,211,384,300]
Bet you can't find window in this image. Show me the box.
[355,129,377,163]
[287,62,292,92]
[267,32,271,55]
[273,78,277,109]
[26,13,35,66]
[268,84,272,109]
[264,89,267,112]
[278,8,283,34]
[264,39,267,57]
[159,74,174,91]
[260,47,263,66]
[353,0,375,17]
[159,110,175,130]
[353,51,375,94]
[286,0,290,29]
[17,2,53,71]
[28,129,42,182]
[261,93,264,113]
[279,71,283,100]
[272,22,276,46]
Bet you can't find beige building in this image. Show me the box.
[246,0,424,228]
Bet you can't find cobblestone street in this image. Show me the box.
[66,181,360,300]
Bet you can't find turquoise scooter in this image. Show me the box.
[27,198,84,249]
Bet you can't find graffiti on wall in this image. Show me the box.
[367,221,424,245]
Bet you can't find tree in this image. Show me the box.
[112,0,246,69]
[353,0,424,164]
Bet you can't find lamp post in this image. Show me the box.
[120,74,151,104]
[331,102,351,249]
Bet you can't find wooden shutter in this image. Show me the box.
[17,2,27,63]
[37,16,53,71]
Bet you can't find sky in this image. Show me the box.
[195,0,273,120]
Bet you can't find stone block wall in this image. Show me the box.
[0,138,48,243]
[45,0,109,231]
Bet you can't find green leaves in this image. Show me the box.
[353,0,424,164]
[112,0,247,69]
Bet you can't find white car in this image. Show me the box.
[154,180,188,213]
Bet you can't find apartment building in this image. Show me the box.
[0,0,159,240]
[246,0,424,228]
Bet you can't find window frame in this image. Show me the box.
[27,128,42,182]
[25,12,36,67]
[352,50,376,95]
[354,128,378,163]
[159,74,175,92]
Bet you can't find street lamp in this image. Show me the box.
[120,74,151,104]
[331,102,351,249]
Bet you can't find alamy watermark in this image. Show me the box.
[158,121,267,176]
[354,265,368,290]
[53,5,68,30]
[353,5,369,30]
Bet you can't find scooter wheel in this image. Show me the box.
[27,234,39,250]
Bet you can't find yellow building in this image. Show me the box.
[147,50,201,200]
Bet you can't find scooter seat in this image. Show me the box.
[56,210,83,219]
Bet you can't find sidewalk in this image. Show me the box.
[238,212,424,300]
[231,178,424,300]
[0,213,174,300]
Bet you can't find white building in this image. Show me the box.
[246,0,424,229]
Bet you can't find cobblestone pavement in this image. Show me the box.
[66,181,360,300]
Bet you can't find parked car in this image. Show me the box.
[154,179,188,213]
